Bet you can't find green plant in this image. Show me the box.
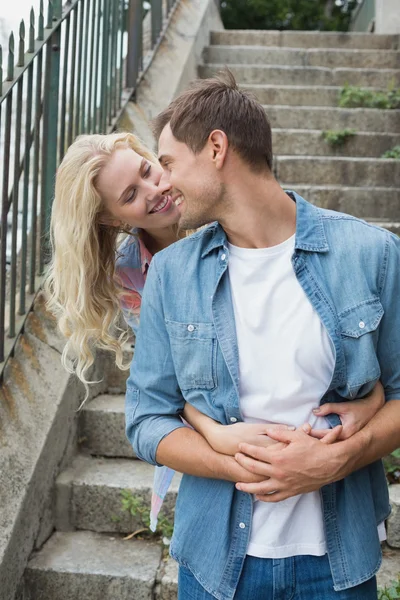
[220,0,358,31]
[339,84,400,110]
[321,129,356,147]
[378,574,400,600]
[382,146,400,159]
[383,448,400,483]
[120,489,174,543]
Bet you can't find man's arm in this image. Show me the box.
[234,232,400,501]
[126,257,261,484]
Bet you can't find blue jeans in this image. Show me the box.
[178,554,378,600]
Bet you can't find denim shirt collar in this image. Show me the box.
[200,191,330,258]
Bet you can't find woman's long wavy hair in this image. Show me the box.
[45,132,158,397]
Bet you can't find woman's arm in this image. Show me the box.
[182,381,385,454]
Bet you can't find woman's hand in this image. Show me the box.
[182,403,290,456]
[311,380,385,440]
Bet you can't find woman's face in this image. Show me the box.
[96,147,181,230]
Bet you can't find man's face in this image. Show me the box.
[158,123,226,230]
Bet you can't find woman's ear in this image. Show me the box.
[98,212,123,229]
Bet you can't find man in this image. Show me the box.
[126,71,400,599]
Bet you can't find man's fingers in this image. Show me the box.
[319,424,343,444]
[313,402,345,417]
[309,428,331,439]
[236,478,278,495]
[235,452,274,477]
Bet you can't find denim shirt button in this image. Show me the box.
[221,253,226,261]
[239,522,246,529]
[230,417,238,423]
[187,324,195,332]
[359,321,365,329]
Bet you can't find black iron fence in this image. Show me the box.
[0,0,179,372]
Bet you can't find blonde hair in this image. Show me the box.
[45,132,157,397]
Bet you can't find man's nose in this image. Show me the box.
[158,169,172,195]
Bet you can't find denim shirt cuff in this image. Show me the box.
[138,419,188,466]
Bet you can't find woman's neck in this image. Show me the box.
[140,225,184,255]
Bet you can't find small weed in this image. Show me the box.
[338,83,400,110]
[120,489,174,544]
[383,449,400,483]
[378,574,400,600]
[381,146,400,160]
[322,129,356,147]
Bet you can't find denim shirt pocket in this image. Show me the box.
[338,297,383,396]
[165,320,217,391]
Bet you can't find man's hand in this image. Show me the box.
[311,381,385,440]
[235,424,344,502]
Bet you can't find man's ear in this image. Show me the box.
[208,130,228,170]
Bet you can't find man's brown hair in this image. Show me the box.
[152,69,273,173]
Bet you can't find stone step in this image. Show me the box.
[199,64,400,89]
[282,185,400,220]
[272,129,399,158]
[24,530,400,599]
[210,30,400,50]
[79,394,134,458]
[56,454,181,534]
[24,531,163,600]
[265,105,400,133]
[276,156,400,187]
[205,46,400,70]
[242,84,381,107]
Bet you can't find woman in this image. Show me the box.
[46,131,385,531]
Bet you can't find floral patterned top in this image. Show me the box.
[115,231,153,334]
[115,230,176,532]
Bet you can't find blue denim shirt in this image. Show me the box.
[126,193,400,600]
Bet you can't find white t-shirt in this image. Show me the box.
[228,235,335,558]
[227,234,386,557]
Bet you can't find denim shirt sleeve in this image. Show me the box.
[125,258,186,465]
[378,232,400,401]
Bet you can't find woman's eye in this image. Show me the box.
[125,189,137,204]
[144,163,152,178]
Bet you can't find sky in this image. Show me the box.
[1,1,42,54]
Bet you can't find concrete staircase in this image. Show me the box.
[200,30,400,232]
[23,380,180,599]
[21,30,400,600]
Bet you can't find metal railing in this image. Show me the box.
[350,0,375,32]
[0,0,179,373]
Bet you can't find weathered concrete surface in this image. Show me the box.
[273,129,400,158]
[0,291,121,600]
[378,543,400,589]
[155,557,179,600]
[387,485,400,549]
[55,454,181,533]
[276,156,400,187]
[199,64,400,88]
[79,394,134,458]
[265,106,400,133]
[242,84,343,107]
[281,185,400,220]
[210,30,400,50]
[119,0,223,150]
[204,46,400,69]
[376,0,400,35]
[24,531,162,600]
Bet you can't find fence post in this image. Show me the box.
[151,0,163,47]
[126,0,142,88]
[39,1,61,272]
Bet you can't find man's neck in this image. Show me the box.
[219,176,296,249]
